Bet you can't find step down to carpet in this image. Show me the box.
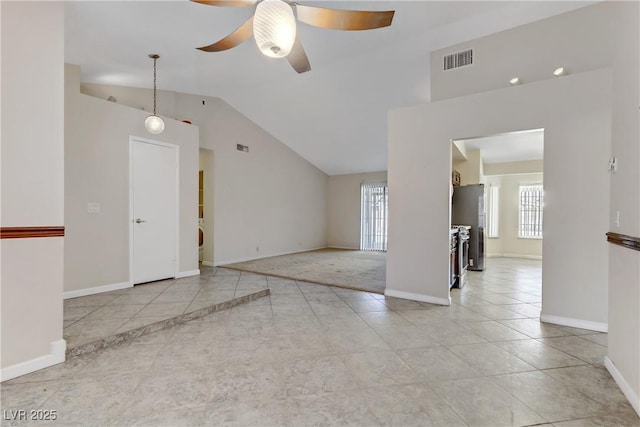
[66,288,270,358]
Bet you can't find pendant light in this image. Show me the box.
[144,54,165,135]
[253,0,296,58]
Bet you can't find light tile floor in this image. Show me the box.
[2,258,638,426]
[63,267,267,351]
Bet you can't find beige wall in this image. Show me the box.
[430,2,614,101]
[484,173,544,259]
[64,64,200,294]
[453,149,483,185]
[388,69,611,324]
[1,2,65,377]
[607,1,640,415]
[82,84,329,266]
[328,171,387,249]
[484,160,543,176]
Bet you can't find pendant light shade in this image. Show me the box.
[145,115,165,134]
[145,54,165,134]
[253,0,296,58]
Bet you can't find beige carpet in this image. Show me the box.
[222,248,386,294]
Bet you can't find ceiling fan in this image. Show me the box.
[192,0,395,73]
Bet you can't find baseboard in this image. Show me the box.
[1,339,66,382]
[201,261,215,267]
[175,269,200,279]
[502,253,543,260]
[214,246,328,267]
[605,356,640,416]
[540,313,608,333]
[384,289,450,306]
[64,281,132,299]
[327,246,360,250]
[487,253,543,260]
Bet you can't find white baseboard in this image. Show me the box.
[175,269,200,278]
[1,339,66,382]
[384,289,450,306]
[489,253,543,260]
[540,313,608,333]
[214,246,328,267]
[327,246,360,250]
[201,261,215,267]
[503,253,543,260]
[64,281,132,299]
[605,356,640,416]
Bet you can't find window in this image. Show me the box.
[487,184,500,238]
[360,183,388,251]
[519,184,543,238]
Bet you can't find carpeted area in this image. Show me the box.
[222,248,386,294]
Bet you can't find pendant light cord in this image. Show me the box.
[152,56,157,116]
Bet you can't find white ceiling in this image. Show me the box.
[457,129,545,164]
[64,1,590,175]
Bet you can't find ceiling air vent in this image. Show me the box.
[443,49,473,71]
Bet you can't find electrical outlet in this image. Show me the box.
[615,210,620,228]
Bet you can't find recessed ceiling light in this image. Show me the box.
[553,67,566,77]
[509,77,521,85]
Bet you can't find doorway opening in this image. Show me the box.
[199,148,215,267]
[450,128,544,288]
[360,182,388,251]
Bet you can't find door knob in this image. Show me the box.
[135,218,147,223]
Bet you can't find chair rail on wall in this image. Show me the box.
[606,232,640,251]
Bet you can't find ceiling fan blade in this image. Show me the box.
[295,5,394,31]
[191,0,257,7]
[197,16,254,52]
[287,36,311,74]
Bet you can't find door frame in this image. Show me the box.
[128,136,180,285]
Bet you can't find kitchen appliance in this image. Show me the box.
[452,184,486,271]
[449,230,458,288]
[452,226,470,287]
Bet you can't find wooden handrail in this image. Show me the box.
[606,232,640,252]
[1,226,65,239]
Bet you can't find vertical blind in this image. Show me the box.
[487,184,500,238]
[519,184,544,238]
[360,183,388,251]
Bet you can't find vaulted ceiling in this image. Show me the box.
[65,1,591,175]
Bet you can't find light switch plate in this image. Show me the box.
[87,202,100,214]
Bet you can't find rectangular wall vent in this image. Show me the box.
[236,144,249,153]
[443,49,473,71]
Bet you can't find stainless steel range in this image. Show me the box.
[453,225,470,288]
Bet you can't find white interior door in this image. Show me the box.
[131,139,178,284]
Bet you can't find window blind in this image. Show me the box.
[487,184,500,238]
[519,184,544,238]
[360,183,388,251]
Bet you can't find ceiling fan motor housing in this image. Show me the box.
[253,0,296,58]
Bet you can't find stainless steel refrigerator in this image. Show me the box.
[451,184,486,271]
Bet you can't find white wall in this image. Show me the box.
[1,2,66,378]
[64,64,200,294]
[430,2,614,101]
[484,173,544,259]
[328,171,387,249]
[606,1,640,416]
[82,83,329,266]
[388,69,611,326]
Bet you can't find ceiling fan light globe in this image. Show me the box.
[145,115,165,134]
[254,0,296,58]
